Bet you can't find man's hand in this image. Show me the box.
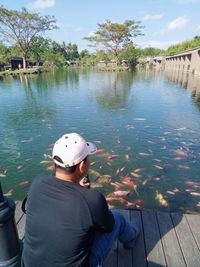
[79,177,91,188]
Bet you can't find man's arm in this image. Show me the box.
[87,191,115,233]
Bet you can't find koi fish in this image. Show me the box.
[96,149,106,153]
[175,127,187,131]
[21,138,33,143]
[116,168,121,175]
[139,152,151,156]
[154,158,162,162]
[18,181,31,187]
[17,164,26,170]
[90,161,96,166]
[94,140,102,144]
[125,154,130,160]
[111,182,123,190]
[167,190,175,195]
[173,157,183,161]
[190,192,200,196]
[106,196,127,203]
[89,169,101,178]
[173,148,188,157]
[164,131,173,135]
[0,173,6,177]
[148,140,155,144]
[40,160,52,164]
[184,180,200,187]
[130,172,142,178]
[153,165,163,170]
[156,191,168,207]
[121,177,137,192]
[133,168,145,173]
[114,190,130,197]
[159,137,166,141]
[134,118,146,121]
[107,154,119,160]
[4,189,14,197]
[178,165,190,170]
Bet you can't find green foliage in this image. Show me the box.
[84,19,144,59]
[165,36,200,55]
[29,36,51,61]
[118,44,141,63]
[0,6,57,67]
[140,47,164,57]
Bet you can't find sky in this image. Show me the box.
[1,0,200,52]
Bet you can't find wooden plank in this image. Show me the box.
[171,213,200,267]
[142,210,166,267]
[131,209,147,267]
[185,214,200,251]
[15,201,24,224]
[117,209,132,267]
[157,211,186,267]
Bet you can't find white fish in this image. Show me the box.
[134,118,146,121]
[114,190,130,197]
[190,192,200,196]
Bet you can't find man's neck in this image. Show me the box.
[55,170,79,183]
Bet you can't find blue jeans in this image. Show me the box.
[89,210,139,267]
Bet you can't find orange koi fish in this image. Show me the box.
[107,154,119,160]
[153,165,163,170]
[96,149,106,153]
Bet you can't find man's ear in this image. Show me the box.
[79,160,86,173]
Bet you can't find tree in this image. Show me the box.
[29,36,51,61]
[84,19,144,60]
[0,6,57,68]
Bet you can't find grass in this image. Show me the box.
[0,67,44,77]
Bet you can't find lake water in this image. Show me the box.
[0,68,200,212]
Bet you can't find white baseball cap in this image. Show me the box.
[52,133,97,168]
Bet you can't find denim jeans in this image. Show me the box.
[89,210,139,267]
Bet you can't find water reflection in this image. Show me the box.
[88,71,135,109]
[164,69,200,108]
[5,75,55,126]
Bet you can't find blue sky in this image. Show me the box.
[1,0,200,51]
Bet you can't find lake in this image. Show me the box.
[0,68,200,212]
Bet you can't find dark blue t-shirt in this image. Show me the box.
[22,174,114,267]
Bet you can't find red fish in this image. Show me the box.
[153,165,163,170]
[96,149,106,153]
[107,154,119,160]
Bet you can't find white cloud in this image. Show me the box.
[167,16,189,31]
[28,0,55,10]
[143,14,164,21]
[136,40,180,49]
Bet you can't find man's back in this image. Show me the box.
[22,174,113,267]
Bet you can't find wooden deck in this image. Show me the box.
[15,201,200,267]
